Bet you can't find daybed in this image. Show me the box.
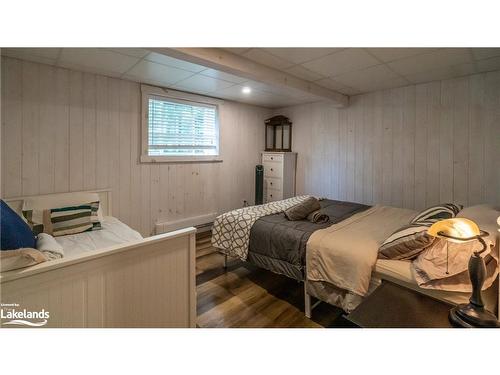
[0,189,196,328]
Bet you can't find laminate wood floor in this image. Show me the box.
[195,235,347,328]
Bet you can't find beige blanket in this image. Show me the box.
[306,205,416,296]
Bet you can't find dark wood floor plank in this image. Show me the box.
[195,246,344,328]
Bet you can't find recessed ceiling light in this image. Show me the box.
[242,86,251,94]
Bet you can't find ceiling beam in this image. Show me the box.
[149,48,349,108]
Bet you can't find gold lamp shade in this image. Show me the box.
[427,218,481,243]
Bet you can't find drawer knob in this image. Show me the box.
[270,168,273,171]
[270,182,273,185]
[270,194,273,197]
[270,157,274,160]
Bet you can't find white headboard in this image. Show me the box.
[3,189,112,217]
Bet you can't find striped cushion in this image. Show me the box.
[411,203,463,223]
[23,201,101,237]
[378,221,436,260]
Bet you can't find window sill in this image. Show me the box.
[140,155,223,164]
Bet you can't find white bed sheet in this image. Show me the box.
[54,216,143,257]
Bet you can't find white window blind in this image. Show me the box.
[147,95,219,157]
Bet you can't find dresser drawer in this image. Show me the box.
[265,188,282,203]
[262,154,283,163]
[263,162,283,178]
[264,177,282,191]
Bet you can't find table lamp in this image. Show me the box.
[428,218,500,328]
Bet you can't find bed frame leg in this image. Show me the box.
[304,282,312,319]
[223,254,228,269]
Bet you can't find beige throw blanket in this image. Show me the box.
[306,205,416,296]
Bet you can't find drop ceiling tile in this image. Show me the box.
[215,84,266,101]
[366,48,439,62]
[314,77,348,91]
[476,56,500,73]
[471,48,500,61]
[200,68,248,83]
[302,49,380,77]
[285,64,324,81]
[387,48,473,76]
[124,60,194,85]
[334,64,409,92]
[404,63,477,84]
[263,48,343,64]
[173,74,235,93]
[241,80,274,93]
[242,48,295,70]
[59,48,140,75]
[107,48,150,58]
[145,52,206,72]
[223,48,252,55]
[200,82,322,108]
[239,80,307,99]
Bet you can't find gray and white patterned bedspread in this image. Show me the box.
[211,195,311,260]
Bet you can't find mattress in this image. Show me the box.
[54,216,143,258]
[247,199,370,281]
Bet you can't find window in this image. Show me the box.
[141,85,220,162]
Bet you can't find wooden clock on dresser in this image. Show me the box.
[261,151,297,203]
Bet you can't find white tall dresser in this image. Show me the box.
[261,151,297,203]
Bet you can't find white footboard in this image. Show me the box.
[0,227,197,328]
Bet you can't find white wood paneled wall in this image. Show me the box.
[277,72,500,209]
[1,57,269,236]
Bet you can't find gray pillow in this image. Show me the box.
[284,197,321,221]
[378,221,436,260]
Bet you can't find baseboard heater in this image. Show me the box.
[155,212,217,234]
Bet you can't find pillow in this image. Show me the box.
[0,200,36,250]
[412,204,500,292]
[411,203,463,223]
[412,237,498,292]
[22,192,104,222]
[23,201,101,237]
[456,204,500,247]
[378,221,436,260]
[284,197,321,221]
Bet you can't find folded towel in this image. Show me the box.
[307,210,330,224]
[284,197,321,221]
[36,233,64,260]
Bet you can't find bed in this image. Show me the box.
[213,198,499,321]
[1,189,197,328]
[246,199,369,281]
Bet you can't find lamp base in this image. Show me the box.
[449,303,500,328]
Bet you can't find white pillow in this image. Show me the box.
[412,204,499,292]
[22,192,104,222]
[456,204,500,248]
